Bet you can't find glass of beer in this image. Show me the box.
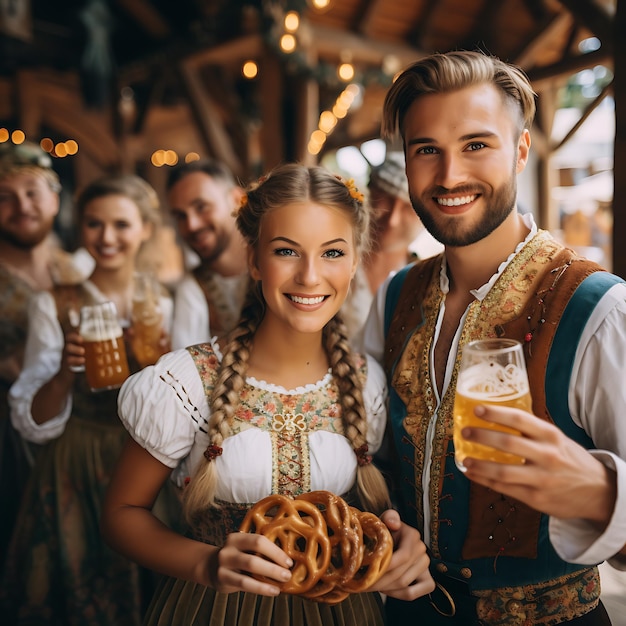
[453,338,532,472]
[130,272,166,368]
[80,301,130,392]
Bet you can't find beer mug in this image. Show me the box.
[453,338,532,472]
[79,301,130,392]
[130,272,166,368]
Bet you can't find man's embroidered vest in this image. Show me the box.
[383,230,622,591]
[192,267,251,338]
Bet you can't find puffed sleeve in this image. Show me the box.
[9,291,72,443]
[363,353,388,454]
[117,347,209,468]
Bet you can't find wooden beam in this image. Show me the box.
[556,0,614,51]
[526,47,612,88]
[293,45,320,165]
[184,34,264,70]
[459,0,502,52]
[15,70,42,137]
[535,85,560,231]
[258,48,285,170]
[115,0,170,38]
[178,61,242,176]
[512,11,574,70]
[355,0,386,37]
[551,79,613,152]
[408,0,439,50]
[310,24,424,66]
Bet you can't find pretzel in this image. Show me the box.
[239,494,331,594]
[239,492,393,603]
[338,508,394,593]
[296,490,364,585]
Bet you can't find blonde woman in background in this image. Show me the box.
[1,174,173,626]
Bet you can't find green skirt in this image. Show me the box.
[144,577,385,626]
[0,413,159,626]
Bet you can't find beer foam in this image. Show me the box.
[80,318,123,342]
[457,362,529,400]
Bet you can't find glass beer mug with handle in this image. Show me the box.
[79,301,131,392]
[453,338,532,472]
[130,272,166,368]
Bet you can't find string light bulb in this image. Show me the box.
[11,130,25,144]
[280,33,296,53]
[338,63,355,81]
[284,11,300,32]
[242,60,258,79]
[310,0,331,9]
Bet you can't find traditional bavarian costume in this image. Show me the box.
[364,219,626,625]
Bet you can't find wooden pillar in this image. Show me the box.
[179,61,242,178]
[534,84,559,232]
[613,0,626,278]
[293,44,319,165]
[15,70,41,138]
[259,47,285,170]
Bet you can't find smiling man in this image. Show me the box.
[166,159,250,347]
[0,140,79,566]
[361,50,626,625]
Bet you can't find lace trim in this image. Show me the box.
[247,370,333,394]
[208,339,334,393]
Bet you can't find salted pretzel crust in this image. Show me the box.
[239,490,393,604]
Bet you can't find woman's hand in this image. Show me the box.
[369,509,435,600]
[208,531,293,595]
[62,330,86,375]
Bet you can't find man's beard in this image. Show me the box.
[192,229,230,265]
[0,225,50,250]
[409,169,518,248]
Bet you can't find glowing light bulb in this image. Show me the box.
[242,60,258,79]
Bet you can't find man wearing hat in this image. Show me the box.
[342,152,443,341]
[0,140,80,567]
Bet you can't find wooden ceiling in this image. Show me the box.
[0,0,617,167]
[1,0,624,275]
[0,0,617,127]
[0,0,617,161]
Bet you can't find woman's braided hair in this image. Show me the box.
[182,163,391,522]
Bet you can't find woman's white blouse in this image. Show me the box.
[117,342,388,503]
[9,282,174,444]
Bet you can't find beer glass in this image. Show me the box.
[453,338,532,472]
[80,301,130,392]
[130,272,165,368]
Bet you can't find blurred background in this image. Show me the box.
[0,0,624,276]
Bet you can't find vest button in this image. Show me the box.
[506,599,524,615]
[459,567,472,579]
[435,563,448,574]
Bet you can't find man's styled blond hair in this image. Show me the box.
[382,50,537,140]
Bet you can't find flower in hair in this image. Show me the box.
[204,444,223,462]
[354,443,372,466]
[238,194,248,210]
[344,178,365,203]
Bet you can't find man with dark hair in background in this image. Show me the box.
[166,159,250,348]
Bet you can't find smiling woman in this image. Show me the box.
[2,174,175,626]
[100,163,436,626]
